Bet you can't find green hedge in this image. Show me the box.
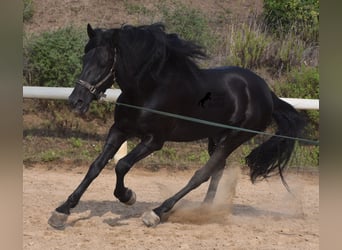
[275,66,319,99]
[23,26,115,121]
[274,66,319,139]
[24,27,86,87]
[263,0,319,42]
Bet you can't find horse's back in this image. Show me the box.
[201,66,274,127]
[202,66,273,111]
[166,66,274,141]
[204,66,270,92]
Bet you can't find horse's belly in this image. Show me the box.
[167,121,227,142]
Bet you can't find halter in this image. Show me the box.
[76,48,117,100]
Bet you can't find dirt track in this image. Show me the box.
[23,165,318,250]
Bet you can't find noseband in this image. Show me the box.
[76,48,117,100]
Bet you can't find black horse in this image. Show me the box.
[48,23,304,228]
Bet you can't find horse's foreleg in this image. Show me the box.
[54,143,119,213]
[48,125,127,229]
[114,136,163,205]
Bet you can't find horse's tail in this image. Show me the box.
[246,92,305,189]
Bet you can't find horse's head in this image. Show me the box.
[69,24,117,114]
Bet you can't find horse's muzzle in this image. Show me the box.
[68,95,90,115]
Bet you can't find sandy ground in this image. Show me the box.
[23,165,318,250]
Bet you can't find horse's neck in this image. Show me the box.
[117,67,159,95]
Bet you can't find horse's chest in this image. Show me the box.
[115,107,169,136]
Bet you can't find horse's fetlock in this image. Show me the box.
[114,188,135,204]
[56,204,71,215]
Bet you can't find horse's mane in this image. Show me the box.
[118,23,208,81]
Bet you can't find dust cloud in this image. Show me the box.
[167,166,240,224]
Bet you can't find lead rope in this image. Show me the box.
[115,101,319,145]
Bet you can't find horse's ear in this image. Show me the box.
[87,23,95,38]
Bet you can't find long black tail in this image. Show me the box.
[246,92,305,189]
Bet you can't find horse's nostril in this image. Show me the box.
[69,98,83,108]
[75,100,83,108]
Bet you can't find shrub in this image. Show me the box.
[274,66,319,139]
[275,66,319,99]
[263,0,319,42]
[161,2,216,53]
[226,23,271,69]
[289,143,319,167]
[225,22,305,74]
[23,27,116,121]
[40,150,61,162]
[270,33,306,74]
[24,26,86,87]
[23,0,34,22]
[69,137,83,148]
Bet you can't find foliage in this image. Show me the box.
[40,150,61,162]
[274,66,319,139]
[24,26,86,87]
[289,143,319,167]
[124,0,217,52]
[226,23,271,69]
[23,0,34,22]
[225,22,306,75]
[263,0,319,42]
[23,26,116,121]
[161,2,216,52]
[89,102,115,122]
[275,66,319,99]
[270,33,306,74]
[69,137,83,148]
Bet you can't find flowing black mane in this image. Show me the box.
[117,23,208,81]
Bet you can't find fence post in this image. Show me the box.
[114,141,127,164]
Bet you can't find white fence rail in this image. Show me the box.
[23,86,319,110]
[23,86,125,163]
[23,86,319,162]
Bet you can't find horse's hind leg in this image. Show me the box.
[142,135,234,227]
[203,166,225,203]
[203,138,225,203]
[142,146,227,227]
[142,132,254,227]
[48,125,127,229]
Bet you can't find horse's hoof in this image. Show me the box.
[142,210,160,227]
[124,190,136,206]
[48,210,68,230]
